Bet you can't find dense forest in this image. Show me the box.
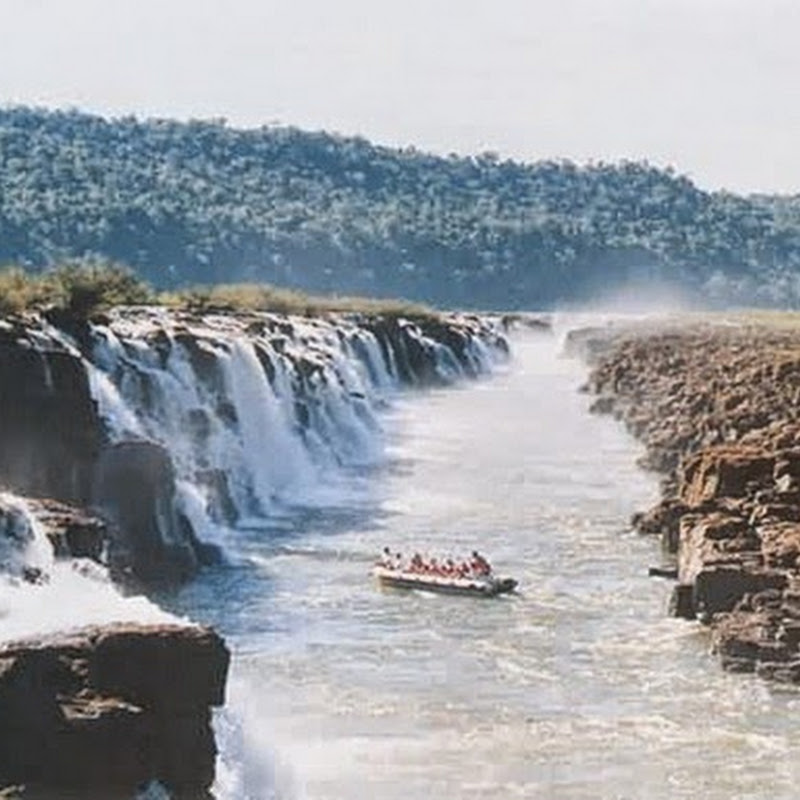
[2,106,800,309]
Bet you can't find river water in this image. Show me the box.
[163,324,800,800]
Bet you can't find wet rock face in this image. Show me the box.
[94,441,205,585]
[0,322,101,505]
[587,322,800,682]
[0,623,229,798]
[360,313,506,386]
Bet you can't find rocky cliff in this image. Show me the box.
[0,318,100,505]
[0,623,229,798]
[584,320,800,681]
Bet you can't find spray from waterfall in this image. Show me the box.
[84,310,507,551]
[0,492,177,642]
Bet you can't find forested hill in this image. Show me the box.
[2,106,800,309]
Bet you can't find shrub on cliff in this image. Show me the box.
[165,283,318,315]
[0,262,153,318]
[49,263,154,317]
[0,264,438,321]
[314,294,438,320]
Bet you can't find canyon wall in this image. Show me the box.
[584,320,800,682]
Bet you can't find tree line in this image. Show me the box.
[2,106,799,309]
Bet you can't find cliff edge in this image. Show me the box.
[585,319,800,681]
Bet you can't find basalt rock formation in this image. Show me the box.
[0,623,229,798]
[93,441,215,586]
[0,318,100,505]
[585,320,800,681]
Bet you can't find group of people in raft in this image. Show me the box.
[378,547,493,578]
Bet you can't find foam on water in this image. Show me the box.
[182,321,800,800]
[0,493,178,642]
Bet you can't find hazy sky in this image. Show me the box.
[2,0,799,194]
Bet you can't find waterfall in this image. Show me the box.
[0,493,53,582]
[219,338,317,507]
[83,309,507,549]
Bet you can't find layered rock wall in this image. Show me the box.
[0,320,100,505]
[586,321,800,680]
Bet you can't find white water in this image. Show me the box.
[7,315,800,798]
[157,326,800,800]
[0,493,177,641]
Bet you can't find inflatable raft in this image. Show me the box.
[372,565,517,597]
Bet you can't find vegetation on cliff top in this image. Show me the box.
[3,106,800,308]
[0,263,436,320]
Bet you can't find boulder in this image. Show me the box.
[0,623,229,798]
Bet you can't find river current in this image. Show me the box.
[162,324,800,800]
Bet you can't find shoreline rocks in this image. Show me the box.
[0,623,229,798]
[585,320,800,681]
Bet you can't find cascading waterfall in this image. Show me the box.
[0,307,506,797]
[0,308,506,640]
[220,338,318,506]
[85,309,506,549]
[0,493,52,583]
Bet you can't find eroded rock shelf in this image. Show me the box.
[584,320,800,681]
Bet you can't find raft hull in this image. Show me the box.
[373,568,517,597]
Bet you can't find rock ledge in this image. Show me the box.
[586,320,800,681]
[0,622,229,798]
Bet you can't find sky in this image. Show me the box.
[2,0,799,194]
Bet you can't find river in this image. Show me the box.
[162,322,800,800]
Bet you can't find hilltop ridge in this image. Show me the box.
[2,106,800,308]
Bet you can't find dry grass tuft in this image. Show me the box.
[162,282,439,319]
[0,265,440,321]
